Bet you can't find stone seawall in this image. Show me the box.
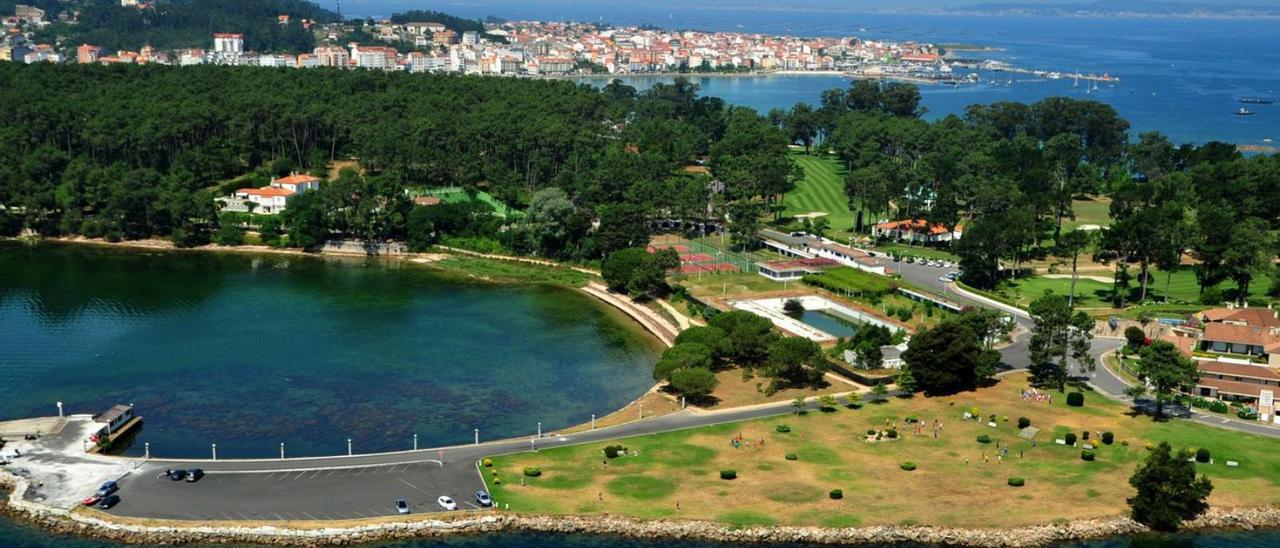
[5,470,1280,546]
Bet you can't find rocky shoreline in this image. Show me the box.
[5,471,1279,546]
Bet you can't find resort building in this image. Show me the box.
[872,219,963,244]
[94,404,134,436]
[1171,306,1280,421]
[757,258,839,282]
[843,342,909,369]
[759,229,889,276]
[221,174,322,215]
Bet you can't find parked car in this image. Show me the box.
[95,480,118,497]
[185,469,204,482]
[395,498,410,515]
[81,495,102,506]
[97,494,121,509]
[475,490,492,507]
[167,469,187,481]
[437,496,457,511]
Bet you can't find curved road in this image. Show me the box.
[86,254,1278,521]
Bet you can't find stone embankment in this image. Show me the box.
[5,469,1279,546]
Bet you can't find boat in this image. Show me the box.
[1236,108,1255,116]
[1240,97,1275,105]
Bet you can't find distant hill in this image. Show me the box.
[958,0,1280,16]
[31,0,341,53]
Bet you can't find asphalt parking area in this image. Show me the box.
[107,460,488,521]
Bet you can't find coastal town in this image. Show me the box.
[1,3,1119,84]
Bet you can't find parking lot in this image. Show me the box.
[107,459,488,521]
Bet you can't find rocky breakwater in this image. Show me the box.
[5,469,1280,545]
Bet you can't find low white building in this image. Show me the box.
[226,174,322,215]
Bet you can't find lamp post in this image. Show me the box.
[537,422,542,438]
[474,429,479,445]
[56,401,63,418]
[211,443,217,461]
[280,443,285,460]
[347,438,352,456]
[590,414,596,430]
[144,442,149,459]
[413,434,418,451]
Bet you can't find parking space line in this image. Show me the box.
[273,512,284,521]
[325,469,336,477]
[234,511,252,520]
[463,501,480,509]
[218,511,235,520]
[300,511,317,520]
[308,470,322,479]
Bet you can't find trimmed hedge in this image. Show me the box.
[900,461,917,471]
[720,469,738,480]
[1101,432,1114,445]
[1196,448,1211,463]
[1065,433,1078,446]
[523,467,542,477]
[976,434,992,444]
[1081,450,1096,461]
[1017,417,1031,429]
[776,424,791,433]
[482,458,493,467]
[829,489,843,500]
[604,444,626,459]
[1008,477,1025,487]
[1067,392,1085,407]
[785,453,798,461]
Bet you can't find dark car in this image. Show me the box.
[475,490,492,507]
[97,494,121,509]
[186,469,204,482]
[94,480,118,498]
[167,469,188,481]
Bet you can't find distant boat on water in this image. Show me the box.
[1236,108,1255,116]
[1240,97,1275,105]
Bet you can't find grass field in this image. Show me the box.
[783,153,856,232]
[992,267,1277,310]
[485,372,1280,529]
[1064,196,1113,230]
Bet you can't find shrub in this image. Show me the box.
[493,477,500,484]
[905,416,918,423]
[720,469,737,480]
[886,429,899,439]
[785,453,798,461]
[829,489,844,500]
[1121,440,1130,446]
[523,467,542,477]
[1101,432,1114,445]
[604,444,626,459]
[1008,477,1026,487]
[846,401,863,410]
[1238,408,1260,420]
[1196,448,1211,463]
[1017,417,1031,429]
[1208,401,1229,413]
[783,299,805,313]
[1067,392,1085,407]
[976,434,992,444]
[1081,450,1096,461]
[1065,433,1078,446]
[900,462,917,471]
[866,429,877,436]
[775,424,791,433]
[482,458,493,467]
[1124,326,1147,348]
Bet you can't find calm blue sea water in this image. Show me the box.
[0,242,661,459]
[351,1,1278,145]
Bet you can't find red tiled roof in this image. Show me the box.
[1158,334,1196,357]
[238,187,295,197]
[274,174,320,185]
[1198,361,1280,382]
[1203,323,1277,346]
[1200,308,1280,329]
[872,219,957,236]
[1196,377,1269,399]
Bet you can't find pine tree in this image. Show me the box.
[895,365,917,396]
[1128,441,1213,531]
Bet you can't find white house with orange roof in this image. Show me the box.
[222,173,322,215]
[872,219,963,244]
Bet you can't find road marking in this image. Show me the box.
[307,470,322,479]
[300,511,317,520]
[234,511,252,520]
[463,501,480,509]
[218,511,235,520]
[399,478,423,491]
[293,471,306,480]
[273,512,284,521]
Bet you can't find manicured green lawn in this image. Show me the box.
[1064,196,1113,230]
[992,267,1277,310]
[484,371,1280,528]
[783,153,856,231]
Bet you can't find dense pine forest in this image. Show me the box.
[26,0,339,53]
[0,62,1277,302]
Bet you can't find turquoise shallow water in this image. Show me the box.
[0,242,660,459]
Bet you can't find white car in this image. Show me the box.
[437,495,457,511]
[395,498,410,515]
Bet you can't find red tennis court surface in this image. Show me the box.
[679,253,715,263]
[678,263,738,274]
[647,244,690,253]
